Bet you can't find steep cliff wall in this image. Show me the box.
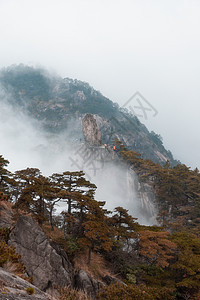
[0,268,51,300]
[80,115,157,225]
[128,168,157,225]
[9,216,73,291]
[82,114,102,146]
[0,65,178,166]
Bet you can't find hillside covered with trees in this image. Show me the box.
[0,64,178,166]
[1,146,200,299]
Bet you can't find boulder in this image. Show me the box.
[74,270,100,298]
[0,267,51,300]
[9,215,73,291]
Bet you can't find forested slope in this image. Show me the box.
[0,149,200,299]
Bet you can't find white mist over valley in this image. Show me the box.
[1,2,200,298]
[0,92,156,225]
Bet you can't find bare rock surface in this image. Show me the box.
[82,114,102,146]
[74,269,99,298]
[0,268,51,300]
[0,201,14,229]
[9,215,73,291]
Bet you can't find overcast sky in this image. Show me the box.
[0,0,200,169]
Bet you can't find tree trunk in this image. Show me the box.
[50,204,54,231]
[68,198,72,215]
[88,247,92,265]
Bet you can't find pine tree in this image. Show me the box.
[0,155,11,194]
[110,206,138,249]
[138,230,176,268]
[13,168,59,225]
[170,231,200,298]
[78,198,113,265]
[51,171,96,215]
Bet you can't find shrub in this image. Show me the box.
[59,287,88,300]
[0,228,10,242]
[26,287,35,295]
[96,283,176,300]
[0,241,25,274]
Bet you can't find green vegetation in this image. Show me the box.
[0,226,25,275]
[59,286,88,300]
[0,241,20,267]
[0,64,179,165]
[115,140,200,232]
[0,64,51,102]
[25,287,35,295]
[1,142,200,298]
[97,283,176,300]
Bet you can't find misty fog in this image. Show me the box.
[0,1,200,171]
[0,91,156,225]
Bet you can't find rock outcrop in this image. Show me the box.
[102,275,126,286]
[130,168,157,225]
[74,271,126,298]
[0,203,128,299]
[0,201,14,229]
[0,268,51,300]
[9,216,73,291]
[74,270,100,298]
[0,65,179,166]
[82,114,102,146]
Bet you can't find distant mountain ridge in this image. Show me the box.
[0,64,178,166]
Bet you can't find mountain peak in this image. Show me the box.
[0,64,178,166]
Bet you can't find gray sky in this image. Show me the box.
[0,0,200,169]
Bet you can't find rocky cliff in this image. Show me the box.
[0,202,123,299]
[79,115,158,225]
[0,268,52,300]
[9,215,73,291]
[0,64,178,166]
[82,114,102,146]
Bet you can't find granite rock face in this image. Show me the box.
[9,216,73,291]
[74,270,126,298]
[0,268,51,300]
[82,114,102,146]
[74,270,99,298]
[0,201,14,229]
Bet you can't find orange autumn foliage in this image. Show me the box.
[139,230,177,268]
